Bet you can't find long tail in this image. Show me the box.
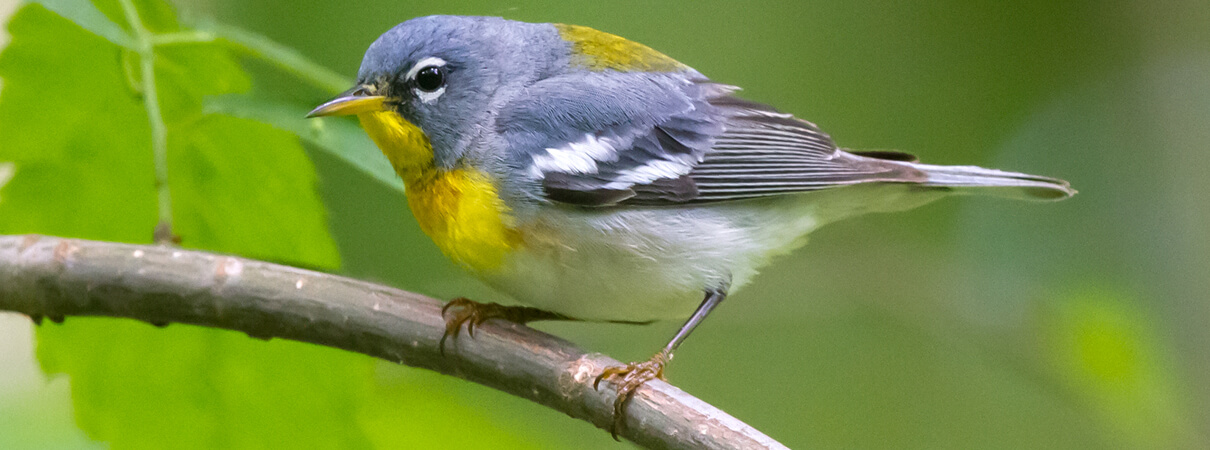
[910,163,1076,201]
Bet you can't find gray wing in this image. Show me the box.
[628,92,926,204]
[498,73,924,207]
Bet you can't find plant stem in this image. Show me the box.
[117,0,175,244]
[200,22,351,94]
[149,30,215,46]
[147,23,351,95]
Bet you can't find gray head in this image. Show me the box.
[309,16,568,169]
[307,14,701,179]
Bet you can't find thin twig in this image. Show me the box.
[0,235,787,450]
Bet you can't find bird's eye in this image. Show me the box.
[405,57,448,104]
[414,66,445,92]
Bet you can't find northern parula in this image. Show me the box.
[308,15,1074,436]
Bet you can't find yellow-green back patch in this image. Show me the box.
[555,24,686,72]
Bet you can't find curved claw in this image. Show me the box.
[437,298,565,356]
[466,314,480,337]
[593,351,670,440]
[439,298,478,356]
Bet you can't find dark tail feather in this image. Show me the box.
[911,163,1075,201]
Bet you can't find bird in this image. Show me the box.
[307,15,1074,438]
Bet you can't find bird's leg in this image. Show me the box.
[594,287,729,440]
[439,297,571,355]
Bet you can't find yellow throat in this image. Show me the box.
[356,110,519,272]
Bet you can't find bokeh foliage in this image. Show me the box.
[0,0,1207,449]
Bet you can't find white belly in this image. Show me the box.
[480,184,942,322]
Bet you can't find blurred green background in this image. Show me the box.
[1,0,1208,448]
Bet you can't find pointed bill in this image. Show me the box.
[307,86,387,117]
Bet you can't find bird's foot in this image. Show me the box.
[594,350,670,440]
[438,297,565,355]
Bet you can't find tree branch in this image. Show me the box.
[0,235,786,450]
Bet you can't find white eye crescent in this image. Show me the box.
[405,57,447,104]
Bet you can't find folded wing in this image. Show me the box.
[498,73,925,207]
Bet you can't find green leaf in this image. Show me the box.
[0,4,157,241]
[37,319,378,449]
[90,0,179,33]
[154,42,252,125]
[168,113,340,266]
[0,1,366,448]
[0,2,334,258]
[29,0,136,49]
[207,94,404,192]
